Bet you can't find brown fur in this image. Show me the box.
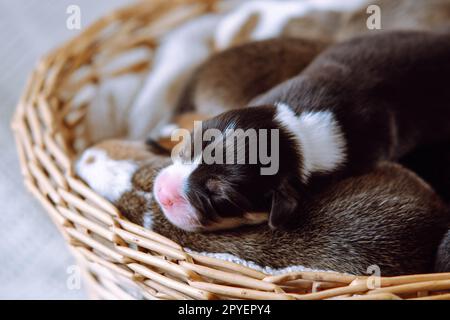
[115,151,449,276]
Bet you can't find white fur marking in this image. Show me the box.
[275,103,347,182]
[75,148,138,202]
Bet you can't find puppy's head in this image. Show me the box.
[154,105,305,232]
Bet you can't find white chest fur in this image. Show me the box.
[275,102,347,182]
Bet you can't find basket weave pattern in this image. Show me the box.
[11,0,450,300]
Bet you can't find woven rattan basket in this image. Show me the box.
[11,0,450,300]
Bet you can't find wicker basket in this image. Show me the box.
[11,0,450,300]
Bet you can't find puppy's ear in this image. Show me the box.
[268,178,302,230]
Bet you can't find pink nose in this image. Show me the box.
[157,187,177,207]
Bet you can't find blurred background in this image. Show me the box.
[0,0,132,299]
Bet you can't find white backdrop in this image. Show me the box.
[0,0,132,299]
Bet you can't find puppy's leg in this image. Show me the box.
[400,141,450,204]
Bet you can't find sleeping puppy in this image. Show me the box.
[76,140,450,275]
[154,30,450,232]
[174,37,329,117]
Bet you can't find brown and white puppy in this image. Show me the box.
[150,37,328,231]
[153,30,450,232]
[76,140,450,275]
[224,0,450,47]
